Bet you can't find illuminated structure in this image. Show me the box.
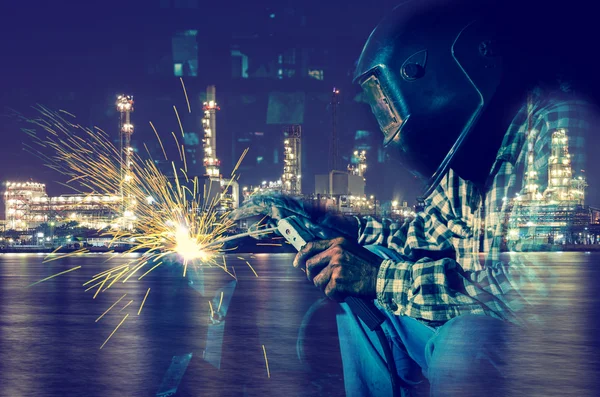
[391,200,415,218]
[202,85,220,178]
[218,178,240,211]
[116,94,136,229]
[505,127,590,248]
[546,129,574,201]
[4,181,119,230]
[241,180,283,202]
[348,150,367,178]
[4,182,47,230]
[282,125,302,195]
[199,86,240,211]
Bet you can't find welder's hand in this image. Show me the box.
[293,237,383,301]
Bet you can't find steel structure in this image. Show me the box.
[202,85,220,178]
[4,182,47,230]
[4,181,119,230]
[116,94,135,229]
[282,125,302,195]
[546,128,573,201]
[504,125,589,247]
[348,150,367,178]
[524,93,541,200]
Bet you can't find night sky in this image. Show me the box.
[1,0,600,216]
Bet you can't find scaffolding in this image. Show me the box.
[282,125,302,195]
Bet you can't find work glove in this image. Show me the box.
[230,191,359,241]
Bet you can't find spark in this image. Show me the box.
[59,109,76,118]
[119,299,134,312]
[245,260,258,278]
[100,313,129,349]
[87,264,129,283]
[173,105,185,138]
[28,265,82,287]
[262,345,271,378]
[179,78,191,113]
[138,261,163,280]
[93,273,110,299]
[172,131,183,160]
[217,291,224,312]
[85,280,106,292]
[138,288,151,315]
[182,144,188,173]
[149,121,168,160]
[256,243,282,247]
[96,294,127,323]
[20,105,257,348]
[102,266,130,292]
[208,300,214,318]
[42,248,88,263]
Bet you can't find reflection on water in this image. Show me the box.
[0,252,599,396]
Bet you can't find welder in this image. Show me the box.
[234,0,594,395]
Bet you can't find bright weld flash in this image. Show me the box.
[175,226,210,261]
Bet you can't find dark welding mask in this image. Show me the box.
[355,0,504,197]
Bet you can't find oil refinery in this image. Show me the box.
[505,127,600,249]
[3,88,599,252]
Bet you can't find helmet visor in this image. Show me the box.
[360,73,405,143]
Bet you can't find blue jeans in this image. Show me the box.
[337,245,512,397]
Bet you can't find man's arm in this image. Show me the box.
[377,255,545,325]
[294,235,538,325]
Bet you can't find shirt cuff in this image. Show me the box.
[376,259,401,314]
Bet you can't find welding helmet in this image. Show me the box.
[354,0,505,197]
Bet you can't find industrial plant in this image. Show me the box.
[3,86,599,252]
[504,127,600,249]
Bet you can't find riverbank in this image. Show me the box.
[0,237,296,255]
[0,246,137,254]
[4,239,600,254]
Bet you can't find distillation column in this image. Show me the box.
[202,85,220,178]
[548,128,573,201]
[282,125,302,195]
[116,94,135,229]
[524,93,540,201]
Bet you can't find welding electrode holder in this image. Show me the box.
[277,216,406,396]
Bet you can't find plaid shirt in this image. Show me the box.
[357,91,593,326]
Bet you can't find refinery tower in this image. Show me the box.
[201,85,239,209]
[116,94,136,230]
